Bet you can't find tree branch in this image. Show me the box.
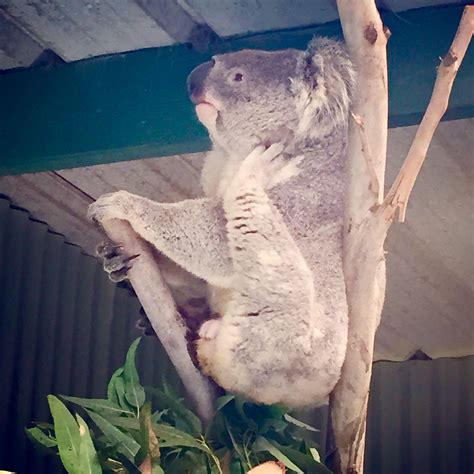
[331,5,472,473]
[381,6,474,223]
[100,219,216,424]
[331,1,389,472]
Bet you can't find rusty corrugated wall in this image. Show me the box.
[0,196,472,473]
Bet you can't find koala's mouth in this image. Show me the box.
[192,96,219,128]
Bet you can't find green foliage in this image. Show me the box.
[27,337,331,473]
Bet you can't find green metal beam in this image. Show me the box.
[0,5,472,176]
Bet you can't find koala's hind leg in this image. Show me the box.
[222,144,314,320]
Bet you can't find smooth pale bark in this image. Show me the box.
[330,2,389,472]
[100,219,216,424]
[332,3,472,473]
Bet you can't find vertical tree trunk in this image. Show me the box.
[331,4,472,473]
[330,1,389,472]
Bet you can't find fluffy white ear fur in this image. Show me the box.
[291,38,356,140]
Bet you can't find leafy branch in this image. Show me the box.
[27,338,330,474]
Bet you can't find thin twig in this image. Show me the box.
[350,112,380,198]
[381,6,474,223]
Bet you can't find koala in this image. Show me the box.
[88,37,355,408]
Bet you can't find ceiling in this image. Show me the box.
[1,117,473,363]
[0,0,464,71]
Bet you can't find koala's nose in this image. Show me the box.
[187,59,215,102]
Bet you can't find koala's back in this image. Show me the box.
[267,134,348,405]
[201,130,348,407]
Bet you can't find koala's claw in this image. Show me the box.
[136,314,156,337]
[96,241,122,259]
[104,254,140,273]
[96,241,139,282]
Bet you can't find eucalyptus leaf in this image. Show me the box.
[62,395,134,417]
[108,368,132,411]
[164,450,207,473]
[151,410,167,424]
[229,458,245,474]
[153,423,206,451]
[48,395,81,474]
[226,424,246,464]
[87,410,141,464]
[253,436,303,473]
[137,402,161,467]
[102,457,128,473]
[147,387,202,436]
[310,447,321,462]
[272,442,332,474]
[123,338,146,411]
[25,426,57,449]
[216,394,235,411]
[76,414,102,474]
[284,414,319,432]
[234,397,258,431]
[105,416,141,431]
[35,422,55,430]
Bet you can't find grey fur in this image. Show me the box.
[88,37,355,407]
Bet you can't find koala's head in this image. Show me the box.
[187,37,355,156]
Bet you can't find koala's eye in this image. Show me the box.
[233,73,244,82]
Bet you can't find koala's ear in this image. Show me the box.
[292,37,355,138]
[300,43,323,91]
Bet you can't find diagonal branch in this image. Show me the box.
[100,219,216,424]
[381,6,474,223]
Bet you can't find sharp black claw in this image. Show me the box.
[96,241,123,258]
[123,254,140,263]
[136,317,149,329]
[109,267,129,282]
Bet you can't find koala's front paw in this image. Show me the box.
[87,190,132,224]
[236,143,286,189]
[96,241,139,282]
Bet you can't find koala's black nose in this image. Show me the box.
[187,59,215,102]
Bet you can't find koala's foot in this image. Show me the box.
[136,307,157,337]
[198,319,221,340]
[96,241,139,282]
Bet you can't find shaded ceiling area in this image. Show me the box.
[0,0,465,70]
